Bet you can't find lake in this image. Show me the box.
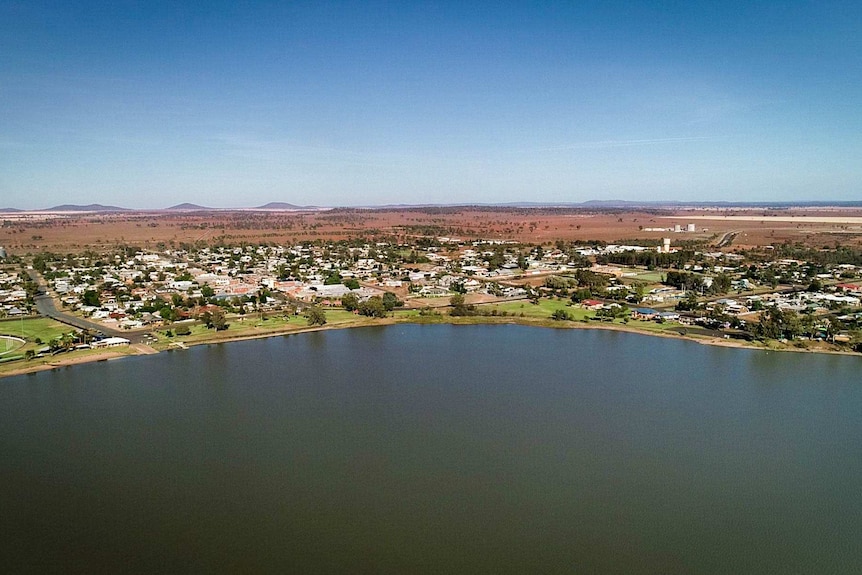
[2,325,861,573]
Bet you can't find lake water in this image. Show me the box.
[2,325,861,573]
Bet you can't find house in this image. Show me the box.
[581,299,604,310]
[631,307,660,320]
[91,337,130,348]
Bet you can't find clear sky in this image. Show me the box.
[2,1,860,209]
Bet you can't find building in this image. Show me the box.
[632,307,660,320]
[91,337,130,348]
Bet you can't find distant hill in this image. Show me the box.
[0,207,24,213]
[255,202,304,210]
[45,204,129,212]
[165,203,213,211]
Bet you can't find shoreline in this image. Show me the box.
[3,313,858,379]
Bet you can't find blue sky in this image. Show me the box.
[2,1,860,208]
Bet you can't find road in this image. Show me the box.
[27,270,152,344]
[716,230,741,248]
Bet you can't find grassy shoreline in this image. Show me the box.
[3,302,858,379]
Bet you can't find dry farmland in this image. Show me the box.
[3,206,862,254]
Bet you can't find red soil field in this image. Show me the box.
[4,207,862,254]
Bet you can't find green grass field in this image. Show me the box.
[150,309,386,348]
[0,317,72,343]
[0,317,92,372]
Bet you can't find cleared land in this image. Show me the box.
[5,206,862,254]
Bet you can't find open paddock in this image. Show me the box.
[4,206,862,254]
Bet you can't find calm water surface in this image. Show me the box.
[2,325,861,573]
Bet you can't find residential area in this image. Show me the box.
[2,234,862,369]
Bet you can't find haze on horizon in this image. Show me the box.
[2,1,860,210]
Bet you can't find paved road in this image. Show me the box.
[716,230,741,248]
[28,270,152,344]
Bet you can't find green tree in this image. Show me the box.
[358,296,387,318]
[306,306,327,326]
[711,273,732,294]
[81,289,101,307]
[754,305,801,340]
[382,292,402,311]
[210,307,227,331]
[449,293,465,312]
[570,288,592,303]
[324,271,343,285]
[675,291,699,311]
[342,292,360,312]
[449,293,476,316]
[159,307,180,322]
[551,309,573,321]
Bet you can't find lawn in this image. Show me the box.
[483,298,593,320]
[150,309,384,348]
[0,317,73,343]
[610,267,666,284]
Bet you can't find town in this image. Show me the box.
[3,221,862,374]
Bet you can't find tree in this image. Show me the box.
[712,273,732,294]
[754,305,800,340]
[159,307,179,322]
[551,309,573,321]
[485,247,505,270]
[324,271,343,285]
[343,278,360,290]
[449,293,476,316]
[382,292,402,311]
[570,288,592,303]
[306,306,327,326]
[358,296,387,318]
[632,283,646,304]
[675,291,699,311]
[210,307,227,330]
[81,289,101,307]
[342,292,359,312]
